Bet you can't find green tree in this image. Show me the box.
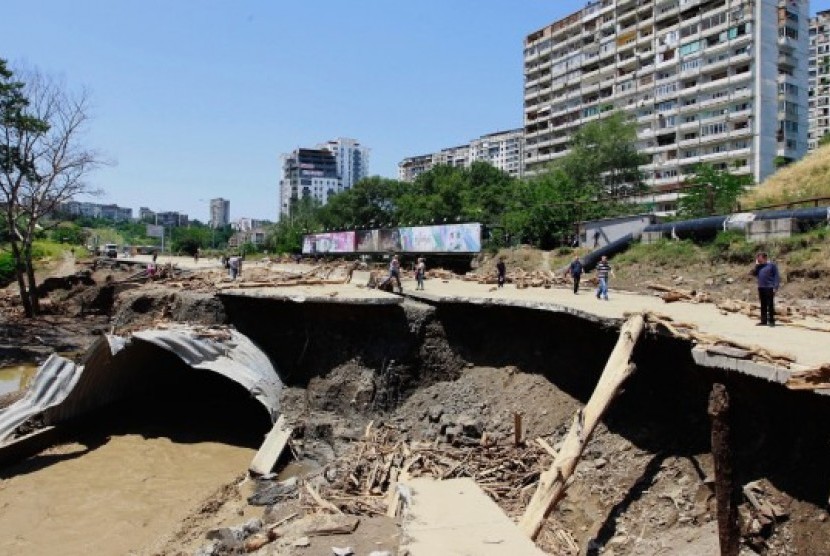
[170,226,210,255]
[266,196,322,254]
[318,176,403,229]
[678,164,751,218]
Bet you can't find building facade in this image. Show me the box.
[60,201,132,221]
[317,137,370,191]
[278,138,370,221]
[209,198,230,229]
[523,0,809,211]
[809,9,830,150]
[397,128,524,182]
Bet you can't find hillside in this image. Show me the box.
[742,143,830,208]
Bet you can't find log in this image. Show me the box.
[514,413,523,446]
[518,314,645,539]
[249,415,294,476]
[708,384,740,556]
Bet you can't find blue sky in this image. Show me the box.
[2,1,829,222]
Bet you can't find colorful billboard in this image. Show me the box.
[302,231,355,254]
[399,223,481,253]
[302,223,482,254]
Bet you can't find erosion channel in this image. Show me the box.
[1,290,828,555]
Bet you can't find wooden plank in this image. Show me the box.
[249,415,293,476]
[518,314,645,540]
[708,383,740,556]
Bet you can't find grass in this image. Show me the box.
[742,143,830,208]
[616,239,703,268]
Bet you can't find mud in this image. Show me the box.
[1,278,829,554]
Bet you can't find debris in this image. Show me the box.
[786,364,830,390]
[519,314,645,539]
[249,414,294,476]
[293,536,310,547]
[302,514,360,536]
[332,547,354,556]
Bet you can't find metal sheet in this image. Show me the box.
[0,326,282,444]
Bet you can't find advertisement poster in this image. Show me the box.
[301,231,355,254]
[355,230,379,252]
[399,223,481,253]
[378,229,402,252]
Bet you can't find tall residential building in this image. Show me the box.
[279,148,340,220]
[59,201,132,221]
[317,137,370,191]
[278,138,370,220]
[809,9,830,150]
[524,0,808,212]
[209,198,230,229]
[398,128,524,182]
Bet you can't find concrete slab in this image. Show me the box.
[218,284,403,305]
[401,477,545,556]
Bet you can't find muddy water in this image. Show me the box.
[0,370,270,555]
[0,364,38,396]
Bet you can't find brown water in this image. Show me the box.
[0,370,270,555]
[0,364,38,396]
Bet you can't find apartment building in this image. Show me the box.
[278,138,370,220]
[317,138,370,191]
[279,148,340,220]
[59,201,133,221]
[524,0,809,211]
[209,198,230,229]
[398,128,524,182]
[809,9,830,150]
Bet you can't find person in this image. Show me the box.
[385,254,402,292]
[194,248,200,264]
[152,250,158,263]
[496,257,506,288]
[593,229,601,248]
[566,255,584,294]
[595,255,614,300]
[228,255,240,280]
[415,257,426,290]
[751,251,780,327]
[147,261,156,280]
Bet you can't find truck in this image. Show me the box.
[102,243,118,258]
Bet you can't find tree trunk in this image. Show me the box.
[22,242,40,316]
[9,240,33,317]
[709,383,740,556]
[518,314,645,539]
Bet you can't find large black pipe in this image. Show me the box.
[642,206,830,240]
[582,233,635,272]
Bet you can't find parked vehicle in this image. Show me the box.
[103,243,118,258]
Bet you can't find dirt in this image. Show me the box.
[2,250,830,555]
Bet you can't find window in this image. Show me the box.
[679,41,701,56]
[702,122,727,136]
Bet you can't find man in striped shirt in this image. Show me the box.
[595,255,614,301]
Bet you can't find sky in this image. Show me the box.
[2,1,830,222]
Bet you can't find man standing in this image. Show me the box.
[415,257,426,290]
[496,257,506,288]
[566,255,584,294]
[751,252,780,327]
[595,255,613,300]
[387,254,402,292]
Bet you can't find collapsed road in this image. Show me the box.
[0,259,828,555]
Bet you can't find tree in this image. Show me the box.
[0,60,102,316]
[266,196,322,254]
[677,164,750,218]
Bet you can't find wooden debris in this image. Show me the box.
[305,482,343,514]
[786,364,830,390]
[249,415,294,476]
[519,314,645,540]
[301,514,360,536]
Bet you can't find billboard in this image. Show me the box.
[302,223,482,254]
[355,230,379,252]
[302,231,355,254]
[399,223,481,253]
[146,224,164,238]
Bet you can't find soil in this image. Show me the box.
[1,251,829,555]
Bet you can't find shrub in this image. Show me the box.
[0,252,14,286]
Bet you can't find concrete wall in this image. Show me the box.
[747,218,797,241]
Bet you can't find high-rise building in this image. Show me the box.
[809,9,830,150]
[59,201,132,221]
[209,198,230,229]
[279,148,340,220]
[317,137,370,191]
[523,0,809,212]
[278,138,370,220]
[398,128,524,182]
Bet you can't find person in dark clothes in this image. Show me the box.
[751,251,780,327]
[496,257,506,288]
[566,255,584,294]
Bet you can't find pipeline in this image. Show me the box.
[642,206,830,241]
[581,233,635,272]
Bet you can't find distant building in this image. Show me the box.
[232,217,271,232]
[809,9,830,150]
[209,198,230,228]
[155,211,189,228]
[139,207,155,222]
[59,201,133,221]
[398,128,524,182]
[278,137,370,221]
